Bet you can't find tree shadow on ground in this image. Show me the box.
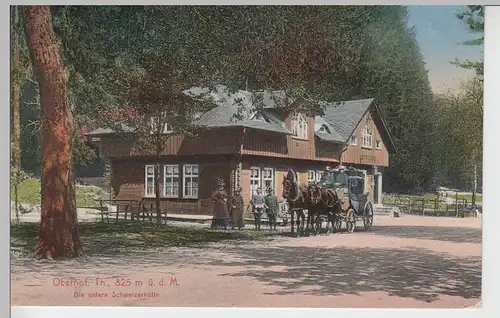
[12,242,482,304]
[11,221,482,304]
[368,225,482,244]
[10,221,275,260]
[208,245,482,303]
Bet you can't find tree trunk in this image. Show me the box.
[11,6,21,168]
[14,180,20,223]
[472,162,477,206]
[154,160,162,226]
[25,6,82,259]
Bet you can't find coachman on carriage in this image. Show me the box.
[281,166,374,235]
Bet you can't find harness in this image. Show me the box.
[284,180,307,206]
[310,186,340,208]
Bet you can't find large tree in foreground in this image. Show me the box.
[25,5,82,259]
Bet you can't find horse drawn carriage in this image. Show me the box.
[282,166,374,235]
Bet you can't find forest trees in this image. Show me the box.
[437,5,485,204]
[24,6,82,259]
[355,6,438,192]
[436,78,483,203]
[11,6,33,169]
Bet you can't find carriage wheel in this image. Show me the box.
[331,215,342,233]
[363,203,374,230]
[345,208,356,233]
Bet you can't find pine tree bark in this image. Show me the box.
[11,6,21,168]
[25,6,82,259]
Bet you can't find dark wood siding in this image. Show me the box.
[315,139,342,162]
[111,156,237,215]
[101,129,243,158]
[241,113,316,160]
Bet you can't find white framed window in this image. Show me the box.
[163,164,180,198]
[262,168,275,194]
[182,164,199,199]
[307,170,316,184]
[361,126,373,148]
[316,170,323,182]
[250,167,261,198]
[291,113,308,140]
[350,134,357,145]
[375,140,382,149]
[145,165,155,197]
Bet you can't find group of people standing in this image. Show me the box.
[210,177,280,231]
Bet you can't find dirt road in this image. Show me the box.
[10,215,482,308]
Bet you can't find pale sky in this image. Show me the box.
[407,6,483,94]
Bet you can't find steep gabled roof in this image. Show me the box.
[87,85,395,152]
[321,98,374,141]
[318,98,397,153]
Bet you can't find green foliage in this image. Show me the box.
[72,128,97,168]
[10,167,30,186]
[452,5,484,77]
[10,177,106,207]
[10,177,41,205]
[14,6,455,194]
[11,6,33,87]
[355,6,438,192]
[435,78,483,190]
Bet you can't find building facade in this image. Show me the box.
[88,89,396,216]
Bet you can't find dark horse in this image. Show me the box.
[282,169,309,234]
[307,182,342,234]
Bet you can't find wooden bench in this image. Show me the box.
[96,199,141,223]
[135,200,169,225]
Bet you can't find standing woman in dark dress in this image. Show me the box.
[230,186,245,230]
[211,177,229,229]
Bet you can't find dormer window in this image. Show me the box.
[253,113,264,121]
[319,125,330,133]
[361,125,373,148]
[291,113,308,140]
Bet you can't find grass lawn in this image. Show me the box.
[10,177,106,207]
[10,221,272,258]
[455,194,482,203]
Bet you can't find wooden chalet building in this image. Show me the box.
[88,87,396,216]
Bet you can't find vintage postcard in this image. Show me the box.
[10,4,483,310]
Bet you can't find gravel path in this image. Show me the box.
[10,215,482,308]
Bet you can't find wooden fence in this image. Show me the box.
[384,195,479,218]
